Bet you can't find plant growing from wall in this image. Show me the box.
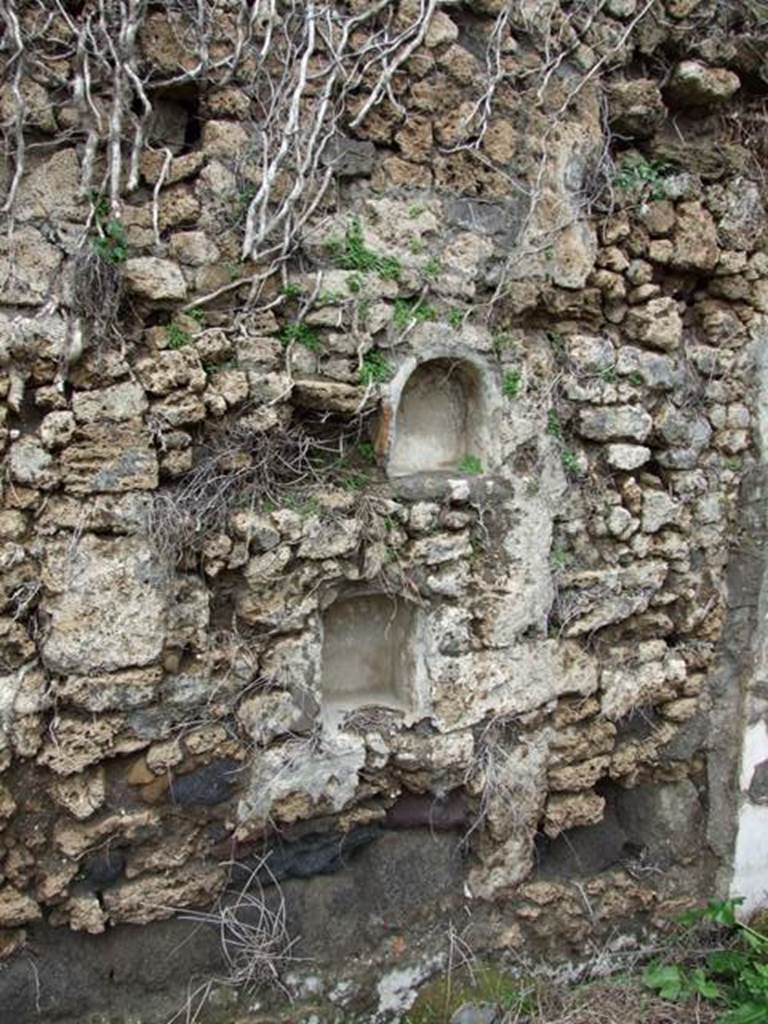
[459,454,483,476]
[614,153,672,200]
[503,369,522,398]
[359,350,393,386]
[279,321,322,352]
[327,218,401,282]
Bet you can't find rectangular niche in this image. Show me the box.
[388,357,489,477]
[320,593,421,713]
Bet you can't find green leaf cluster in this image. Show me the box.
[279,321,322,352]
[614,153,672,200]
[328,218,401,281]
[359,350,393,386]
[643,898,768,1024]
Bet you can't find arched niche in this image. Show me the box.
[387,356,493,477]
[320,593,421,714]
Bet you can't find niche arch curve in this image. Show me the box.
[383,348,500,479]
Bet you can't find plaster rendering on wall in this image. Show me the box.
[320,593,422,715]
[387,357,491,477]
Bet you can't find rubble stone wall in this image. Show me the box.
[1,0,768,1019]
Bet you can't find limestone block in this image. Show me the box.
[670,201,719,272]
[717,178,767,251]
[66,894,107,934]
[54,809,160,859]
[667,60,740,107]
[558,560,668,637]
[37,714,145,775]
[616,346,681,390]
[39,411,76,450]
[0,887,40,927]
[168,230,221,266]
[49,767,106,820]
[16,148,83,223]
[8,438,59,489]
[0,228,62,305]
[102,863,227,925]
[298,517,361,560]
[544,792,606,838]
[60,425,159,493]
[72,382,148,423]
[55,667,161,713]
[606,442,651,468]
[625,297,682,351]
[135,349,206,394]
[124,257,187,301]
[41,535,166,674]
[577,404,652,442]
[607,79,665,138]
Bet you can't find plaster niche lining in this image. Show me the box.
[320,593,421,714]
[388,356,489,477]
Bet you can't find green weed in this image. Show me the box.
[279,321,322,352]
[448,309,464,329]
[188,307,206,326]
[561,449,581,476]
[166,323,192,349]
[328,218,401,281]
[393,299,437,330]
[547,409,563,440]
[423,256,442,279]
[93,217,128,265]
[282,282,304,299]
[359,350,393,386]
[643,898,768,1024]
[615,153,672,200]
[503,369,522,398]
[459,454,483,476]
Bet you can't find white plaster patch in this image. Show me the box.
[731,802,768,918]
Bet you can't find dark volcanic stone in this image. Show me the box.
[169,758,242,806]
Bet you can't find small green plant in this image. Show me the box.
[93,217,128,265]
[328,218,401,281]
[409,238,425,255]
[166,323,192,349]
[317,289,343,305]
[448,309,464,329]
[408,204,426,219]
[599,365,616,383]
[547,409,563,440]
[493,332,513,352]
[724,456,743,472]
[279,321,322,352]
[628,370,644,387]
[561,449,581,476]
[393,299,437,330]
[341,472,370,492]
[551,546,571,569]
[614,153,672,200]
[188,307,206,326]
[359,350,393,386]
[346,272,364,294]
[281,282,304,299]
[503,369,522,398]
[357,441,376,464]
[459,454,483,476]
[643,898,768,1024]
[423,256,442,279]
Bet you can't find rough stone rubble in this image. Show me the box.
[0,0,767,1015]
